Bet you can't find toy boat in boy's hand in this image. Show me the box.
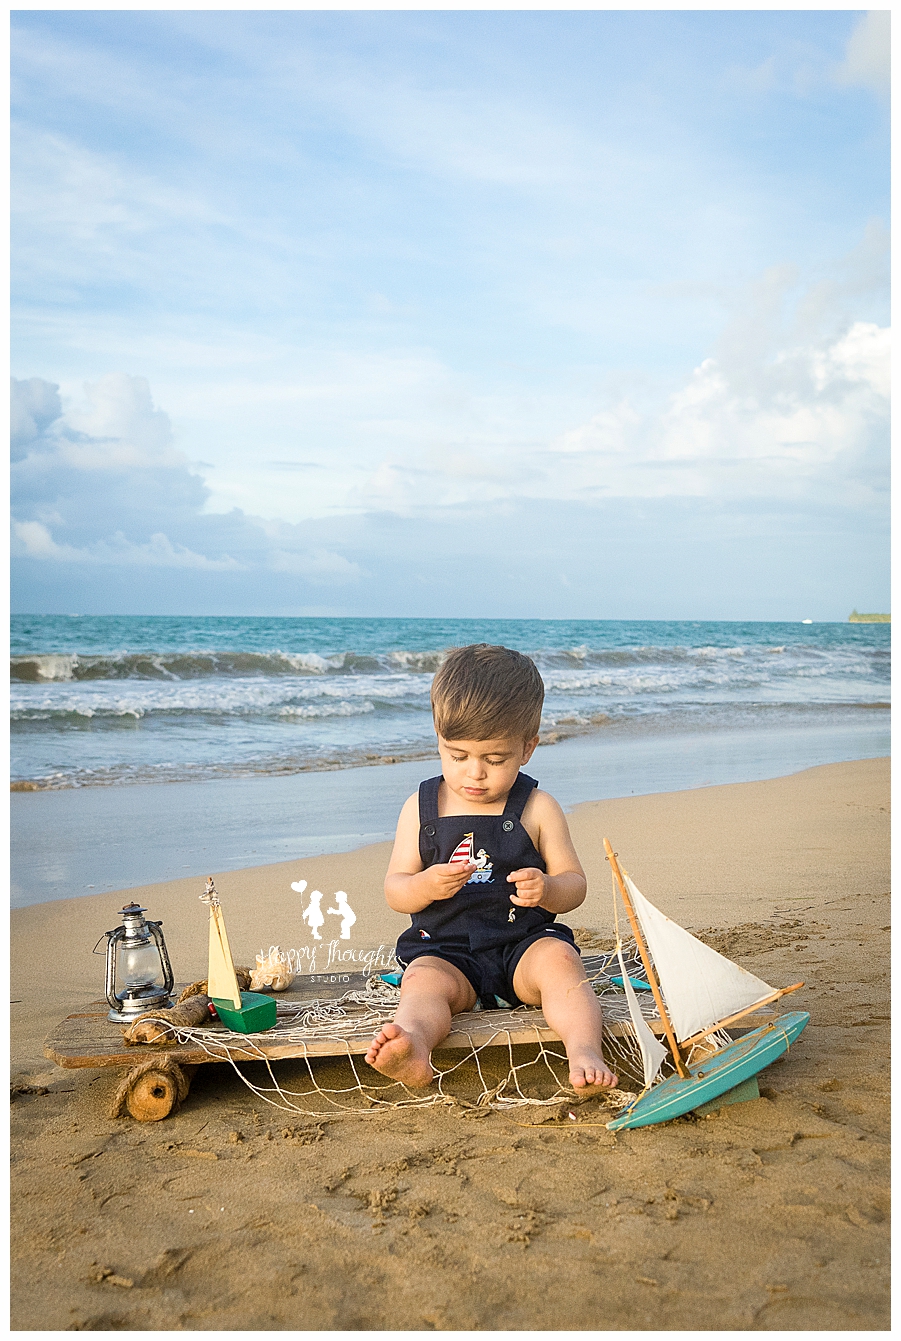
[602,840,807,1130]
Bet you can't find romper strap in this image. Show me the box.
[503,772,538,820]
[418,776,442,826]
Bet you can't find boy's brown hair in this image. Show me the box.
[431,644,544,742]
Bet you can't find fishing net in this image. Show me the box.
[132,947,731,1120]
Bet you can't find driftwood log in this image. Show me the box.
[176,966,252,1002]
[121,968,253,1046]
[122,994,213,1044]
[110,1056,198,1121]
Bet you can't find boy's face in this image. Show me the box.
[437,734,539,808]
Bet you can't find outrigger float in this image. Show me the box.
[602,839,808,1130]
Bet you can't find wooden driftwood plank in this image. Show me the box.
[43,981,785,1071]
[43,1005,561,1068]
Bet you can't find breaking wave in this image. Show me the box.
[10,648,446,682]
[10,639,888,683]
[10,616,890,789]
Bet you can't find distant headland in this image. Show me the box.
[848,610,890,622]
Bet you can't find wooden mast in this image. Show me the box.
[604,838,691,1079]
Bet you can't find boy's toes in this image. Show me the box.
[365,1022,434,1087]
[570,1062,618,1091]
[364,1023,394,1064]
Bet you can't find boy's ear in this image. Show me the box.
[521,735,540,765]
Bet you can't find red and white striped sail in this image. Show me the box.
[449,833,475,864]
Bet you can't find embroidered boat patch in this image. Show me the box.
[449,832,494,883]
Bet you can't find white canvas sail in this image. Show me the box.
[625,876,774,1042]
[616,942,668,1089]
[208,904,242,1008]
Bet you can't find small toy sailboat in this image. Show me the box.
[449,832,493,883]
[201,879,277,1034]
[450,833,476,865]
[603,840,808,1130]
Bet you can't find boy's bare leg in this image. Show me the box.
[365,956,477,1087]
[513,938,618,1092]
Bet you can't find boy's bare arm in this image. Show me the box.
[384,792,476,914]
[508,790,587,914]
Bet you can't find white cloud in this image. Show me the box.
[11,520,73,559]
[835,10,890,98]
[11,377,62,458]
[11,520,242,570]
[269,548,361,580]
[349,311,889,515]
[58,372,186,471]
[724,12,890,103]
[12,285,888,583]
[10,373,365,586]
[551,320,888,506]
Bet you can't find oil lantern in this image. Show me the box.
[102,902,174,1022]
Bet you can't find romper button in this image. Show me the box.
[502,819,514,832]
[424,824,436,837]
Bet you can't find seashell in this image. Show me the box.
[249,945,296,992]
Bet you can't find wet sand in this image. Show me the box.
[12,711,890,906]
[11,757,889,1330]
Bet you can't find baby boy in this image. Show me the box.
[365,643,618,1093]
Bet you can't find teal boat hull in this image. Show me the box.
[607,1010,810,1130]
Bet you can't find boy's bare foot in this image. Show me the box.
[365,1022,434,1087]
[568,1049,618,1092]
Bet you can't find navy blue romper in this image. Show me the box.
[394,771,579,1006]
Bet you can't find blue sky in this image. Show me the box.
[11,9,890,618]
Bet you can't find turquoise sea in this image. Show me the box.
[11,616,889,904]
[10,615,890,790]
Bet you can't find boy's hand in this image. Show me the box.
[507,868,547,907]
[423,860,477,902]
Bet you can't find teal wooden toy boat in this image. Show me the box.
[607,1010,809,1129]
[610,974,651,991]
[602,840,805,1132]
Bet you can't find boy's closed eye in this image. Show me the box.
[450,754,510,765]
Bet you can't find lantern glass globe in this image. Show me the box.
[121,940,163,989]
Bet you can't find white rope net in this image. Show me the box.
[136,946,732,1120]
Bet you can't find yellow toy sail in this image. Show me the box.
[202,878,242,1009]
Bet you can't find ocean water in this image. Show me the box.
[11,719,891,907]
[11,616,890,791]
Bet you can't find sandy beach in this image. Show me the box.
[11,756,889,1330]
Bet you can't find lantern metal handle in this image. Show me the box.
[146,918,174,995]
[104,926,124,1012]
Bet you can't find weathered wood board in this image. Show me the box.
[44,969,782,1071]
